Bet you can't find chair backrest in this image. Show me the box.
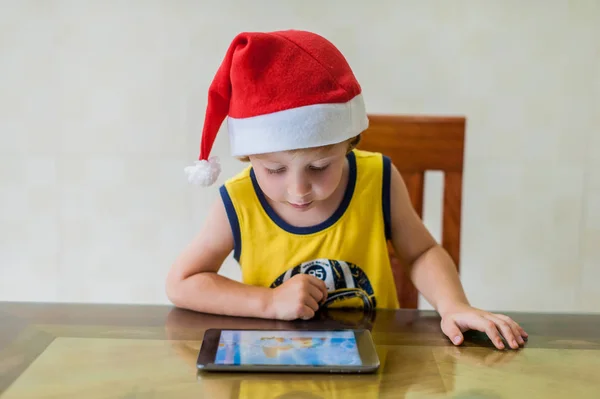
[357,114,466,308]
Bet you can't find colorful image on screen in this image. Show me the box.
[214,330,362,366]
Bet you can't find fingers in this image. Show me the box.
[485,315,520,349]
[495,314,528,341]
[464,317,505,350]
[306,283,326,304]
[275,274,329,321]
[307,275,328,303]
[441,309,527,351]
[440,318,464,346]
[491,314,526,347]
[303,294,320,313]
[483,320,506,350]
[299,305,315,320]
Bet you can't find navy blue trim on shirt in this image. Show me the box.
[219,185,241,262]
[249,151,357,235]
[382,155,392,240]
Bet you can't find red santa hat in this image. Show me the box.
[185,29,369,186]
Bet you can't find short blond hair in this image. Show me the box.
[236,134,362,162]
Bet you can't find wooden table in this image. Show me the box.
[1,302,599,398]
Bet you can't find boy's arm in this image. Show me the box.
[388,163,527,349]
[165,197,273,318]
[165,197,328,320]
[387,164,469,315]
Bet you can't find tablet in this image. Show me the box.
[196,328,380,373]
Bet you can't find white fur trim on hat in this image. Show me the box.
[184,157,221,186]
[227,94,368,156]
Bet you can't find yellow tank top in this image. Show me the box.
[220,149,399,310]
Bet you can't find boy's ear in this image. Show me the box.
[347,134,362,153]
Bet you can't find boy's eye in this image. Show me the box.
[266,167,286,174]
[309,164,329,172]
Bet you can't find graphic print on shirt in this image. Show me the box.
[270,259,377,310]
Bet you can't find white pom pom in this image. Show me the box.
[184,157,221,186]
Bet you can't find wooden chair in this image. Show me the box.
[357,114,466,309]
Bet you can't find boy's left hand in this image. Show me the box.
[439,303,528,350]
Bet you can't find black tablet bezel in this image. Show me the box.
[196,328,380,373]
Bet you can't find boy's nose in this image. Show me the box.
[288,178,311,199]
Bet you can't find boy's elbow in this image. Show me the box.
[165,269,206,308]
[165,270,185,307]
[165,280,178,306]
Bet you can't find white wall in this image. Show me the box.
[1,0,598,313]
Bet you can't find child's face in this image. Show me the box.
[249,143,348,212]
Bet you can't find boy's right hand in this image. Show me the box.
[268,274,329,320]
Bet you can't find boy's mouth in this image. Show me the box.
[288,201,313,210]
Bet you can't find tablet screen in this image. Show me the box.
[214,330,362,366]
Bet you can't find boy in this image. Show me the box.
[166,30,527,350]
